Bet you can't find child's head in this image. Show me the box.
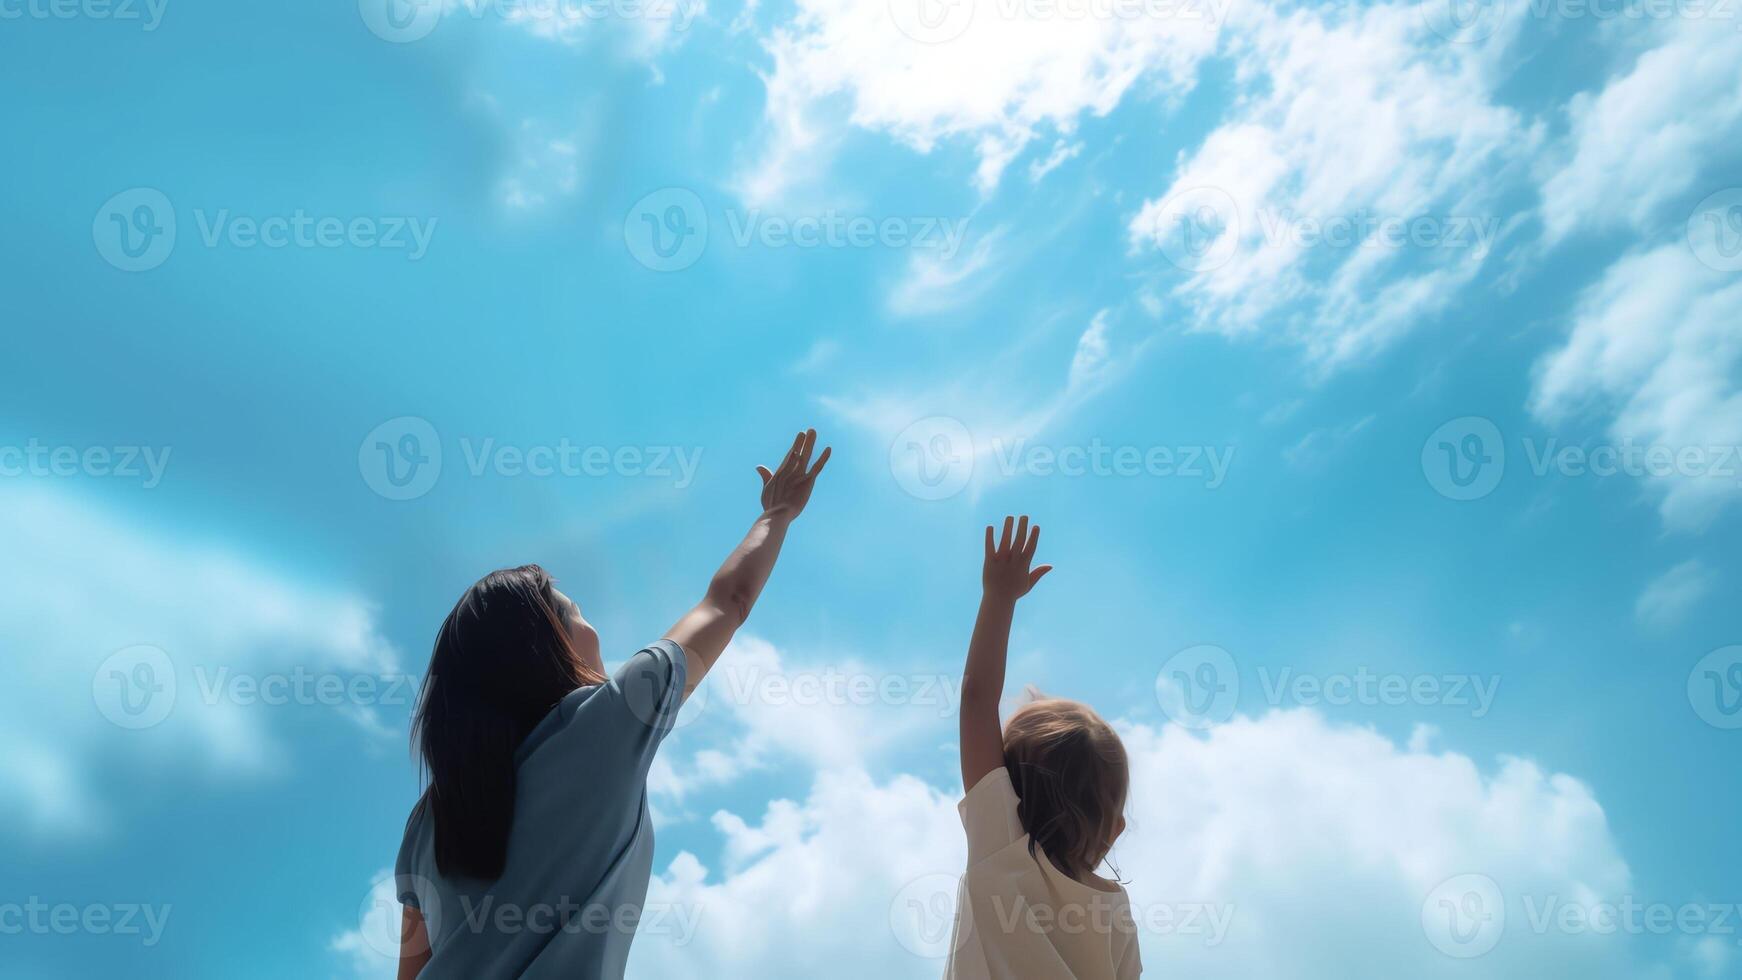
[1002,696,1129,881]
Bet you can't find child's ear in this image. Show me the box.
[1112,814,1127,843]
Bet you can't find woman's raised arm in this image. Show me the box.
[664,428,830,697]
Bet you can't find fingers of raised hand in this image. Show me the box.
[805,444,831,481]
[798,429,816,471]
[772,431,803,480]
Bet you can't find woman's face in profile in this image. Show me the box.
[551,587,604,677]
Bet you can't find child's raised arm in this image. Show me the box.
[959,515,1052,791]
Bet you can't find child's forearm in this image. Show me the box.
[959,591,1017,789]
[961,592,1016,705]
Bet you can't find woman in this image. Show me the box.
[394,429,830,979]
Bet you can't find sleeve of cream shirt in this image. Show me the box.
[959,767,1025,865]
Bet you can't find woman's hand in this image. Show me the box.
[757,428,831,520]
[982,514,1051,602]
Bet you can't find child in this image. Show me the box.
[948,515,1140,979]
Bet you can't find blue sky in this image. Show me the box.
[2,0,1740,976]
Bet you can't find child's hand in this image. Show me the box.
[756,428,830,520]
[982,515,1051,601]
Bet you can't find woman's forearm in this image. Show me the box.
[704,509,794,624]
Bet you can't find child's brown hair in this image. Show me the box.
[1002,695,1129,882]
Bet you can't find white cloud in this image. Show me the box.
[1686,934,1736,978]
[460,89,600,213]
[1129,1,1535,369]
[739,0,1223,203]
[0,745,96,837]
[630,706,1656,978]
[472,0,707,52]
[1538,23,1742,244]
[501,119,587,211]
[1530,244,1742,530]
[887,227,1003,317]
[650,634,951,807]
[330,868,400,979]
[729,0,760,33]
[633,768,964,976]
[1282,413,1376,471]
[1028,139,1083,183]
[789,337,842,374]
[1068,309,1114,389]
[1635,560,1716,627]
[822,308,1143,499]
[0,486,400,836]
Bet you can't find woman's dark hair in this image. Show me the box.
[1002,697,1129,882]
[410,564,606,881]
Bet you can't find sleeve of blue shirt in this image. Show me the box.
[602,638,689,765]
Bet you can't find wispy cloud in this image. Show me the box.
[823,308,1146,500]
[0,486,400,837]
[1282,413,1376,471]
[1028,139,1083,184]
[1531,246,1742,531]
[1635,560,1716,628]
[887,228,1003,317]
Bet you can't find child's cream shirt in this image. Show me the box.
[944,768,1142,979]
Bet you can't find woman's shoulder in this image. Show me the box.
[608,640,687,695]
[394,794,435,898]
[516,640,690,763]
